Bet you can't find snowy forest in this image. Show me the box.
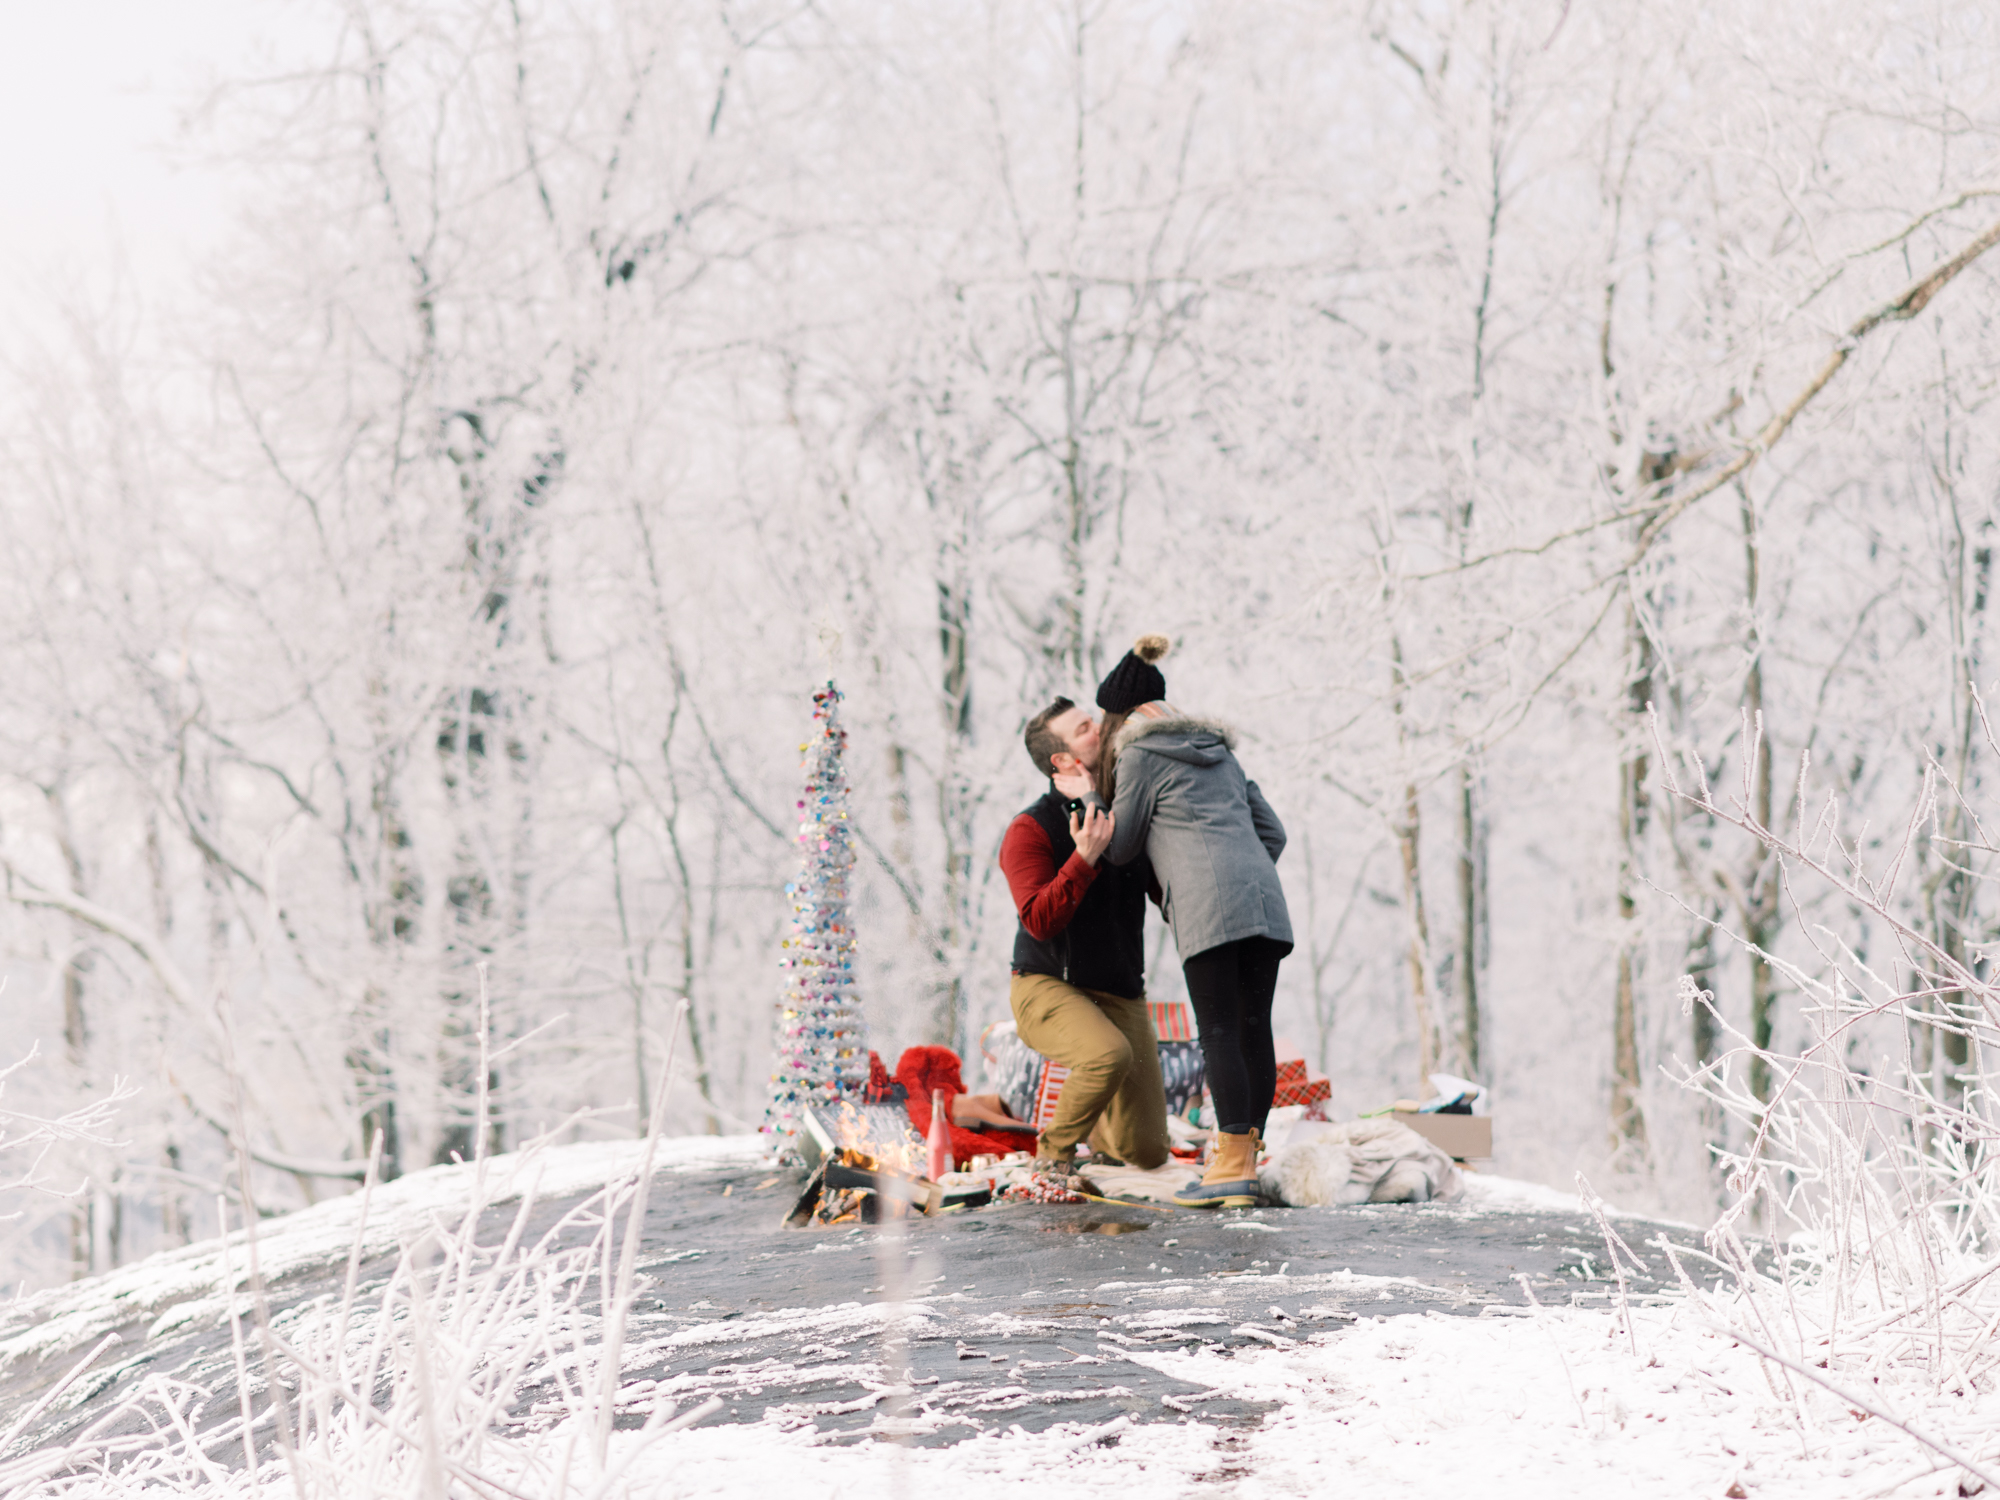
[4,0,1998,1295]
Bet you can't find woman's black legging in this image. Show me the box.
[1181,935,1292,1135]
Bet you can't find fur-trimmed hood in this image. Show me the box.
[1112,708,1238,765]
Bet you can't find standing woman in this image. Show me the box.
[1082,634,1291,1207]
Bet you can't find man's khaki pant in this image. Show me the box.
[1009,973,1170,1169]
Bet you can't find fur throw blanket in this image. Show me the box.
[1258,1118,1463,1206]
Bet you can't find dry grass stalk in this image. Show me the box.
[0,997,712,1498]
[1652,712,2000,1479]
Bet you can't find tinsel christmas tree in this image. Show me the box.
[761,682,872,1157]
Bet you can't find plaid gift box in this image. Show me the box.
[1272,1074,1331,1109]
[1147,999,1195,1042]
[1272,1057,1331,1112]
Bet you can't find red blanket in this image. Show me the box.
[892,1045,1037,1169]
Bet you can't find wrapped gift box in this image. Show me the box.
[1031,1063,1072,1130]
[1272,1074,1331,1108]
[1148,999,1196,1042]
[1158,1042,1205,1117]
[1272,1056,1331,1113]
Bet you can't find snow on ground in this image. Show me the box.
[0,1135,766,1368]
[0,1136,1606,1373]
[1457,1168,1691,1225]
[596,1301,1986,1499]
[16,1138,1989,1496]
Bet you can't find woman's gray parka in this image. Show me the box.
[1100,712,1291,961]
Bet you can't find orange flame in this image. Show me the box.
[831,1100,924,1176]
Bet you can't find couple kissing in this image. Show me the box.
[998,635,1291,1209]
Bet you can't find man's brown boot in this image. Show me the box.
[1171,1126,1262,1208]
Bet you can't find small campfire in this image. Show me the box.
[783,1101,987,1227]
[784,1145,944,1227]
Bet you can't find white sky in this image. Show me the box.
[0,0,313,329]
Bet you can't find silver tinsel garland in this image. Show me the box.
[760,681,872,1157]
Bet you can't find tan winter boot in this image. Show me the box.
[1172,1126,1262,1208]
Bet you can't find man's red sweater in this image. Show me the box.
[1000,797,1158,997]
[998,812,1100,941]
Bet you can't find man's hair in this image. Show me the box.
[1024,697,1077,778]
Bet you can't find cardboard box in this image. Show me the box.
[1393,1110,1492,1161]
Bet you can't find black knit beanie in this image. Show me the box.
[1095,634,1171,714]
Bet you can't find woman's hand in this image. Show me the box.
[1069,805,1115,865]
[1051,767,1094,800]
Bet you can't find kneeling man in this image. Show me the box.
[998,697,1170,1178]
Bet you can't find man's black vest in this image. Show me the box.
[1011,789,1151,999]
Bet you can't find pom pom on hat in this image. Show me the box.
[1096,632,1171,714]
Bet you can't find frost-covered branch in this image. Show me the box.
[0,1043,134,1207]
[1633,214,2000,556]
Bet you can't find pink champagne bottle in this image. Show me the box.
[927,1089,952,1181]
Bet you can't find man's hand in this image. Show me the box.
[1051,767,1094,800]
[1069,805,1115,866]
